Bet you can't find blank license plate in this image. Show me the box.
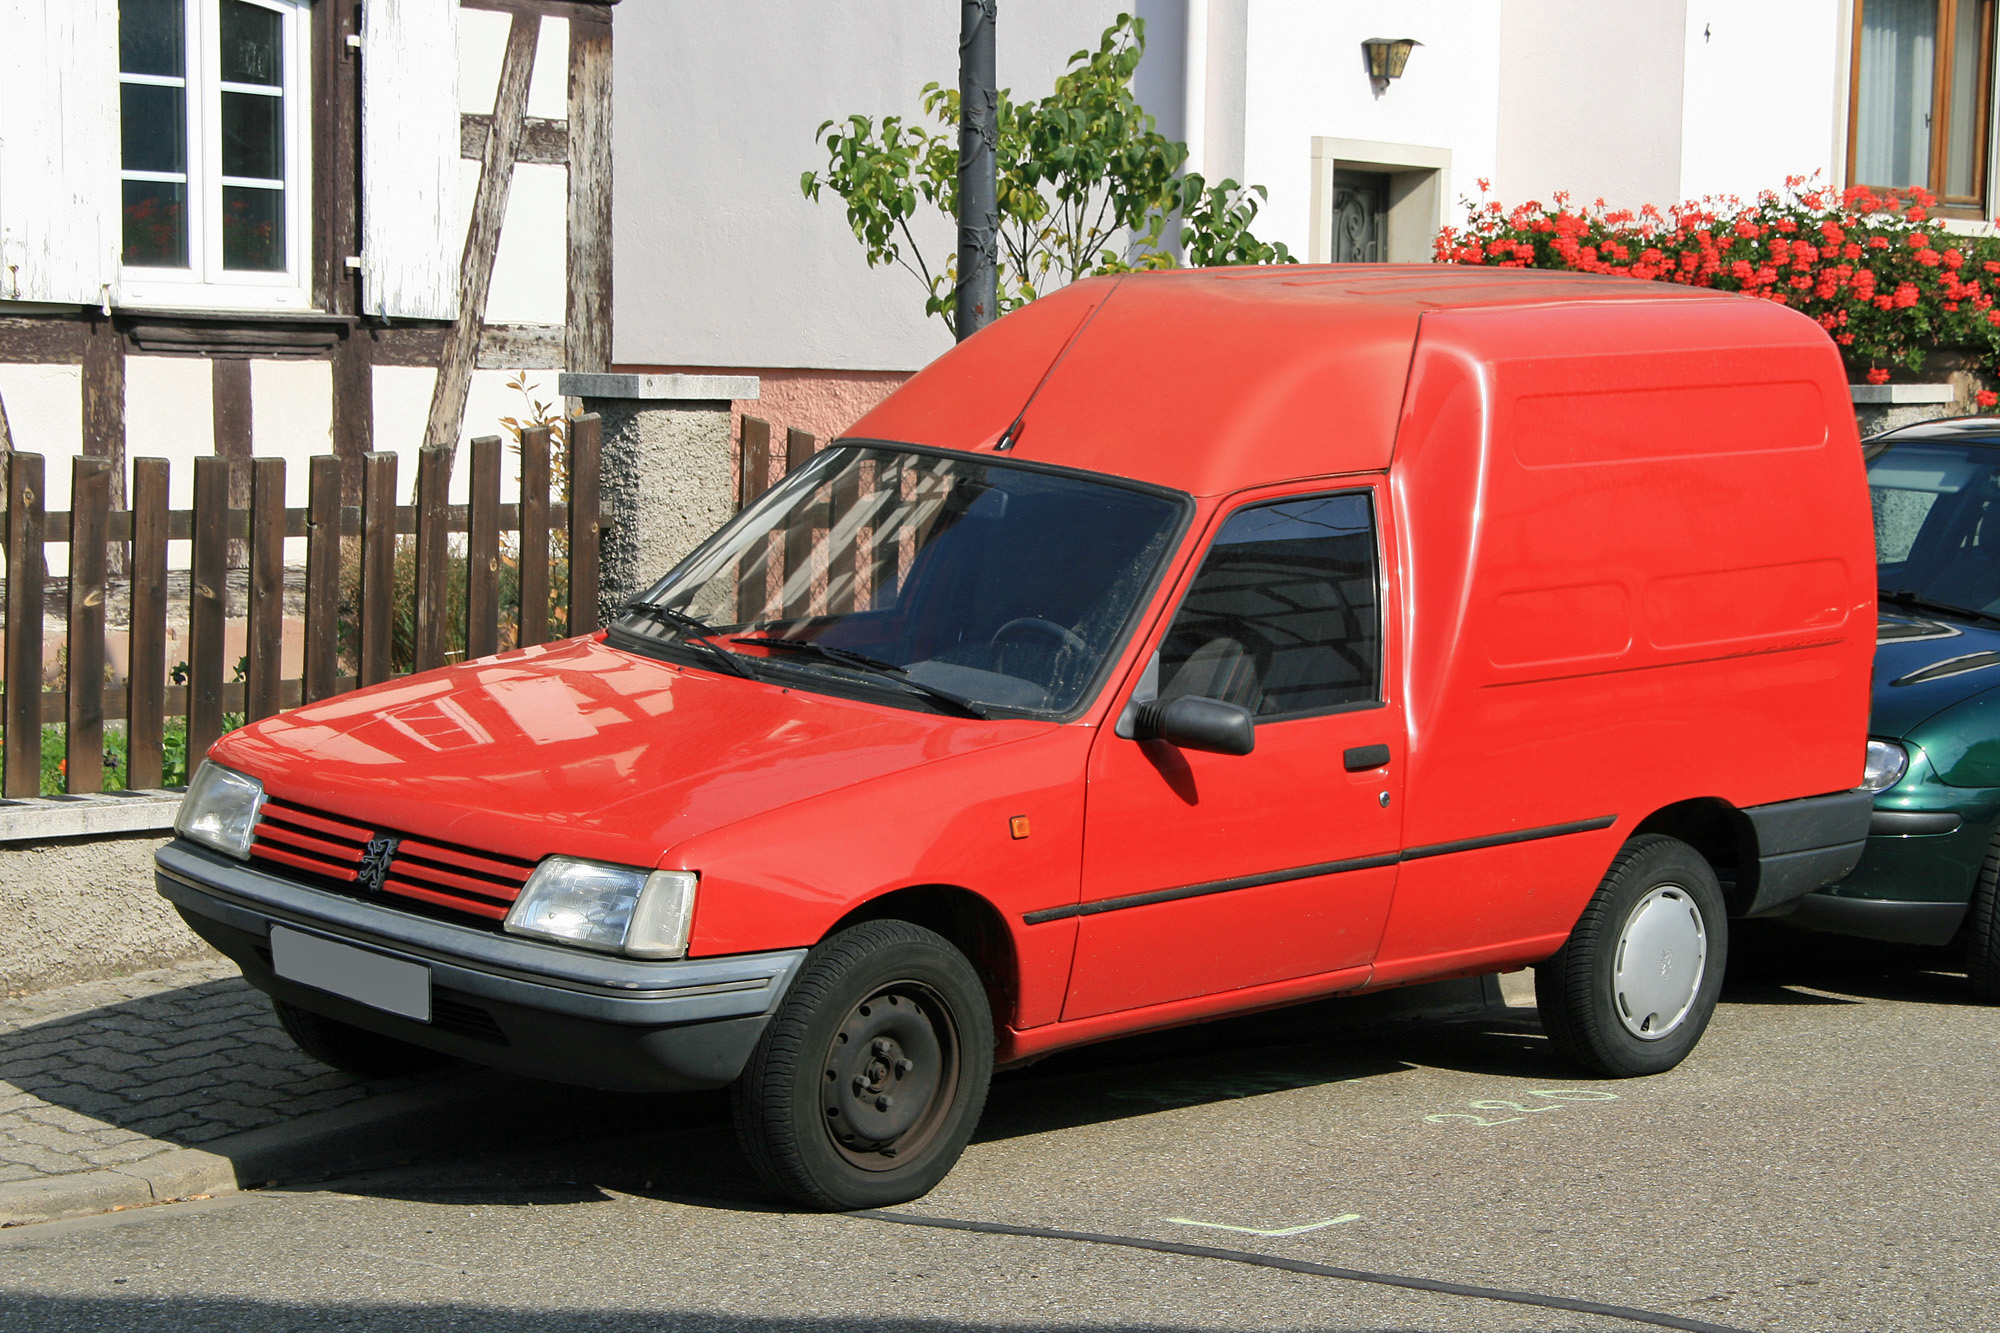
[270,926,431,1023]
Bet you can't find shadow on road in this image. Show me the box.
[1726,921,1989,1008]
[315,992,1578,1216]
[30,929,1977,1220]
[0,1292,1565,1333]
[0,974,453,1155]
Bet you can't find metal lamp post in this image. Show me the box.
[956,0,998,340]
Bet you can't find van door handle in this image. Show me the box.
[1344,744,1391,771]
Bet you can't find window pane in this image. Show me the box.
[1158,493,1380,717]
[1945,0,1990,197]
[631,448,1183,716]
[123,179,188,267]
[219,0,282,85]
[1868,442,2000,611]
[1855,0,1939,187]
[119,0,183,76]
[222,89,283,179]
[121,81,186,174]
[222,185,285,270]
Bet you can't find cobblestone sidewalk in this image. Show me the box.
[0,960,435,1188]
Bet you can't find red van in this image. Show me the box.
[158,266,1876,1208]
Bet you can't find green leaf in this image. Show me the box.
[801,11,1291,328]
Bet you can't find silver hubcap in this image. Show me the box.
[1613,885,1707,1040]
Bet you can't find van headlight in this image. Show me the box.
[1860,739,1910,794]
[175,761,267,860]
[503,857,697,959]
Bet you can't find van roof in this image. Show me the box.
[848,264,1834,497]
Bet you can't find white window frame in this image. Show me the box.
[118,0,312,310]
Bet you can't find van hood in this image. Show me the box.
[211,636,1044,868]
[1870,611,2000,738]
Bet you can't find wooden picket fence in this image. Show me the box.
[0,415,603,798]
[736,415,834,622]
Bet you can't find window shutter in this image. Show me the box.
[0,0,119,306]
[361,0,460,320]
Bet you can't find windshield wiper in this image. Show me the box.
[732,637,988,718]
[1879,588,2000,628]
[619,603,760,680]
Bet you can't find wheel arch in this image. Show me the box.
[825,885,1020,1027]
[1631,798,1758,914]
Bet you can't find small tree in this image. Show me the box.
[802,13,1293,328]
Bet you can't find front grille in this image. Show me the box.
[250,796,536,928]
[382,837,531,920]
[252,800,370,882]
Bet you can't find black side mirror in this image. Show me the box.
[1131,695,1256,756]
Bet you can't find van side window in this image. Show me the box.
[1155,492,1380,718]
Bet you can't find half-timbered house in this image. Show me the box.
[0,0,611,517]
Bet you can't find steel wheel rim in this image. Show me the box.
[820,980,961,1172]
[1612,884,1708,1041]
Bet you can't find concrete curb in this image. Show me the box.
[0,1068,535,1228]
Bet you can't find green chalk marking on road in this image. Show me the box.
[1163,1214,1362,1237]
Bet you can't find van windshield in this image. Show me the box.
[610,445,1186,717]
[1869,437,2000,619]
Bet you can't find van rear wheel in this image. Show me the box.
[1535,834,1728,1077]
[732,920,993,1210]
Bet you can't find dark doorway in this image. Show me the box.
[1331,169,1389,262]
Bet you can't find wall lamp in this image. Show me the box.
[1362,37,1421,93]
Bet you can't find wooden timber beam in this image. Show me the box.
[461,113,568,165]
[81,310,126,509]
[565,9,612,376]
[460,0,616,23]
[421,11,538,454]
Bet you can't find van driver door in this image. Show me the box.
[1061,485,1405,1020]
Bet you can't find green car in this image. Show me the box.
[1789,416,2000,999]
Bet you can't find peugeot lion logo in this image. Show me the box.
[357,835,399,893]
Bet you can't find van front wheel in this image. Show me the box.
[732,920,994,1210]
[1535,834,1728,1077]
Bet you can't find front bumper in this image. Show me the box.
[1737,790,1874,915]
[156,840,806,1092]
[1785,892,1967,945]
[1787,794,1998,947]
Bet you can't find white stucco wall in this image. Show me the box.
[371,363,562,507]
[1497,0,1688,211]
[1678,2,1846,204]
[0,364,82,492]
[1236,1,1503,261]
[610,0,1188,373]
[249,359,333,504]
[124,357,213,511]
[458,11,569,328]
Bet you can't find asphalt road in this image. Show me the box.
[2,929,1994,1333]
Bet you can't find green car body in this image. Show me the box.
[1790,417,2000,992]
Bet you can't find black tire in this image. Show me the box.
[732,920,994,1210]
[1535,834,1728,1077]
[273,1000,453,1079]
[1966,832,2000,1002]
